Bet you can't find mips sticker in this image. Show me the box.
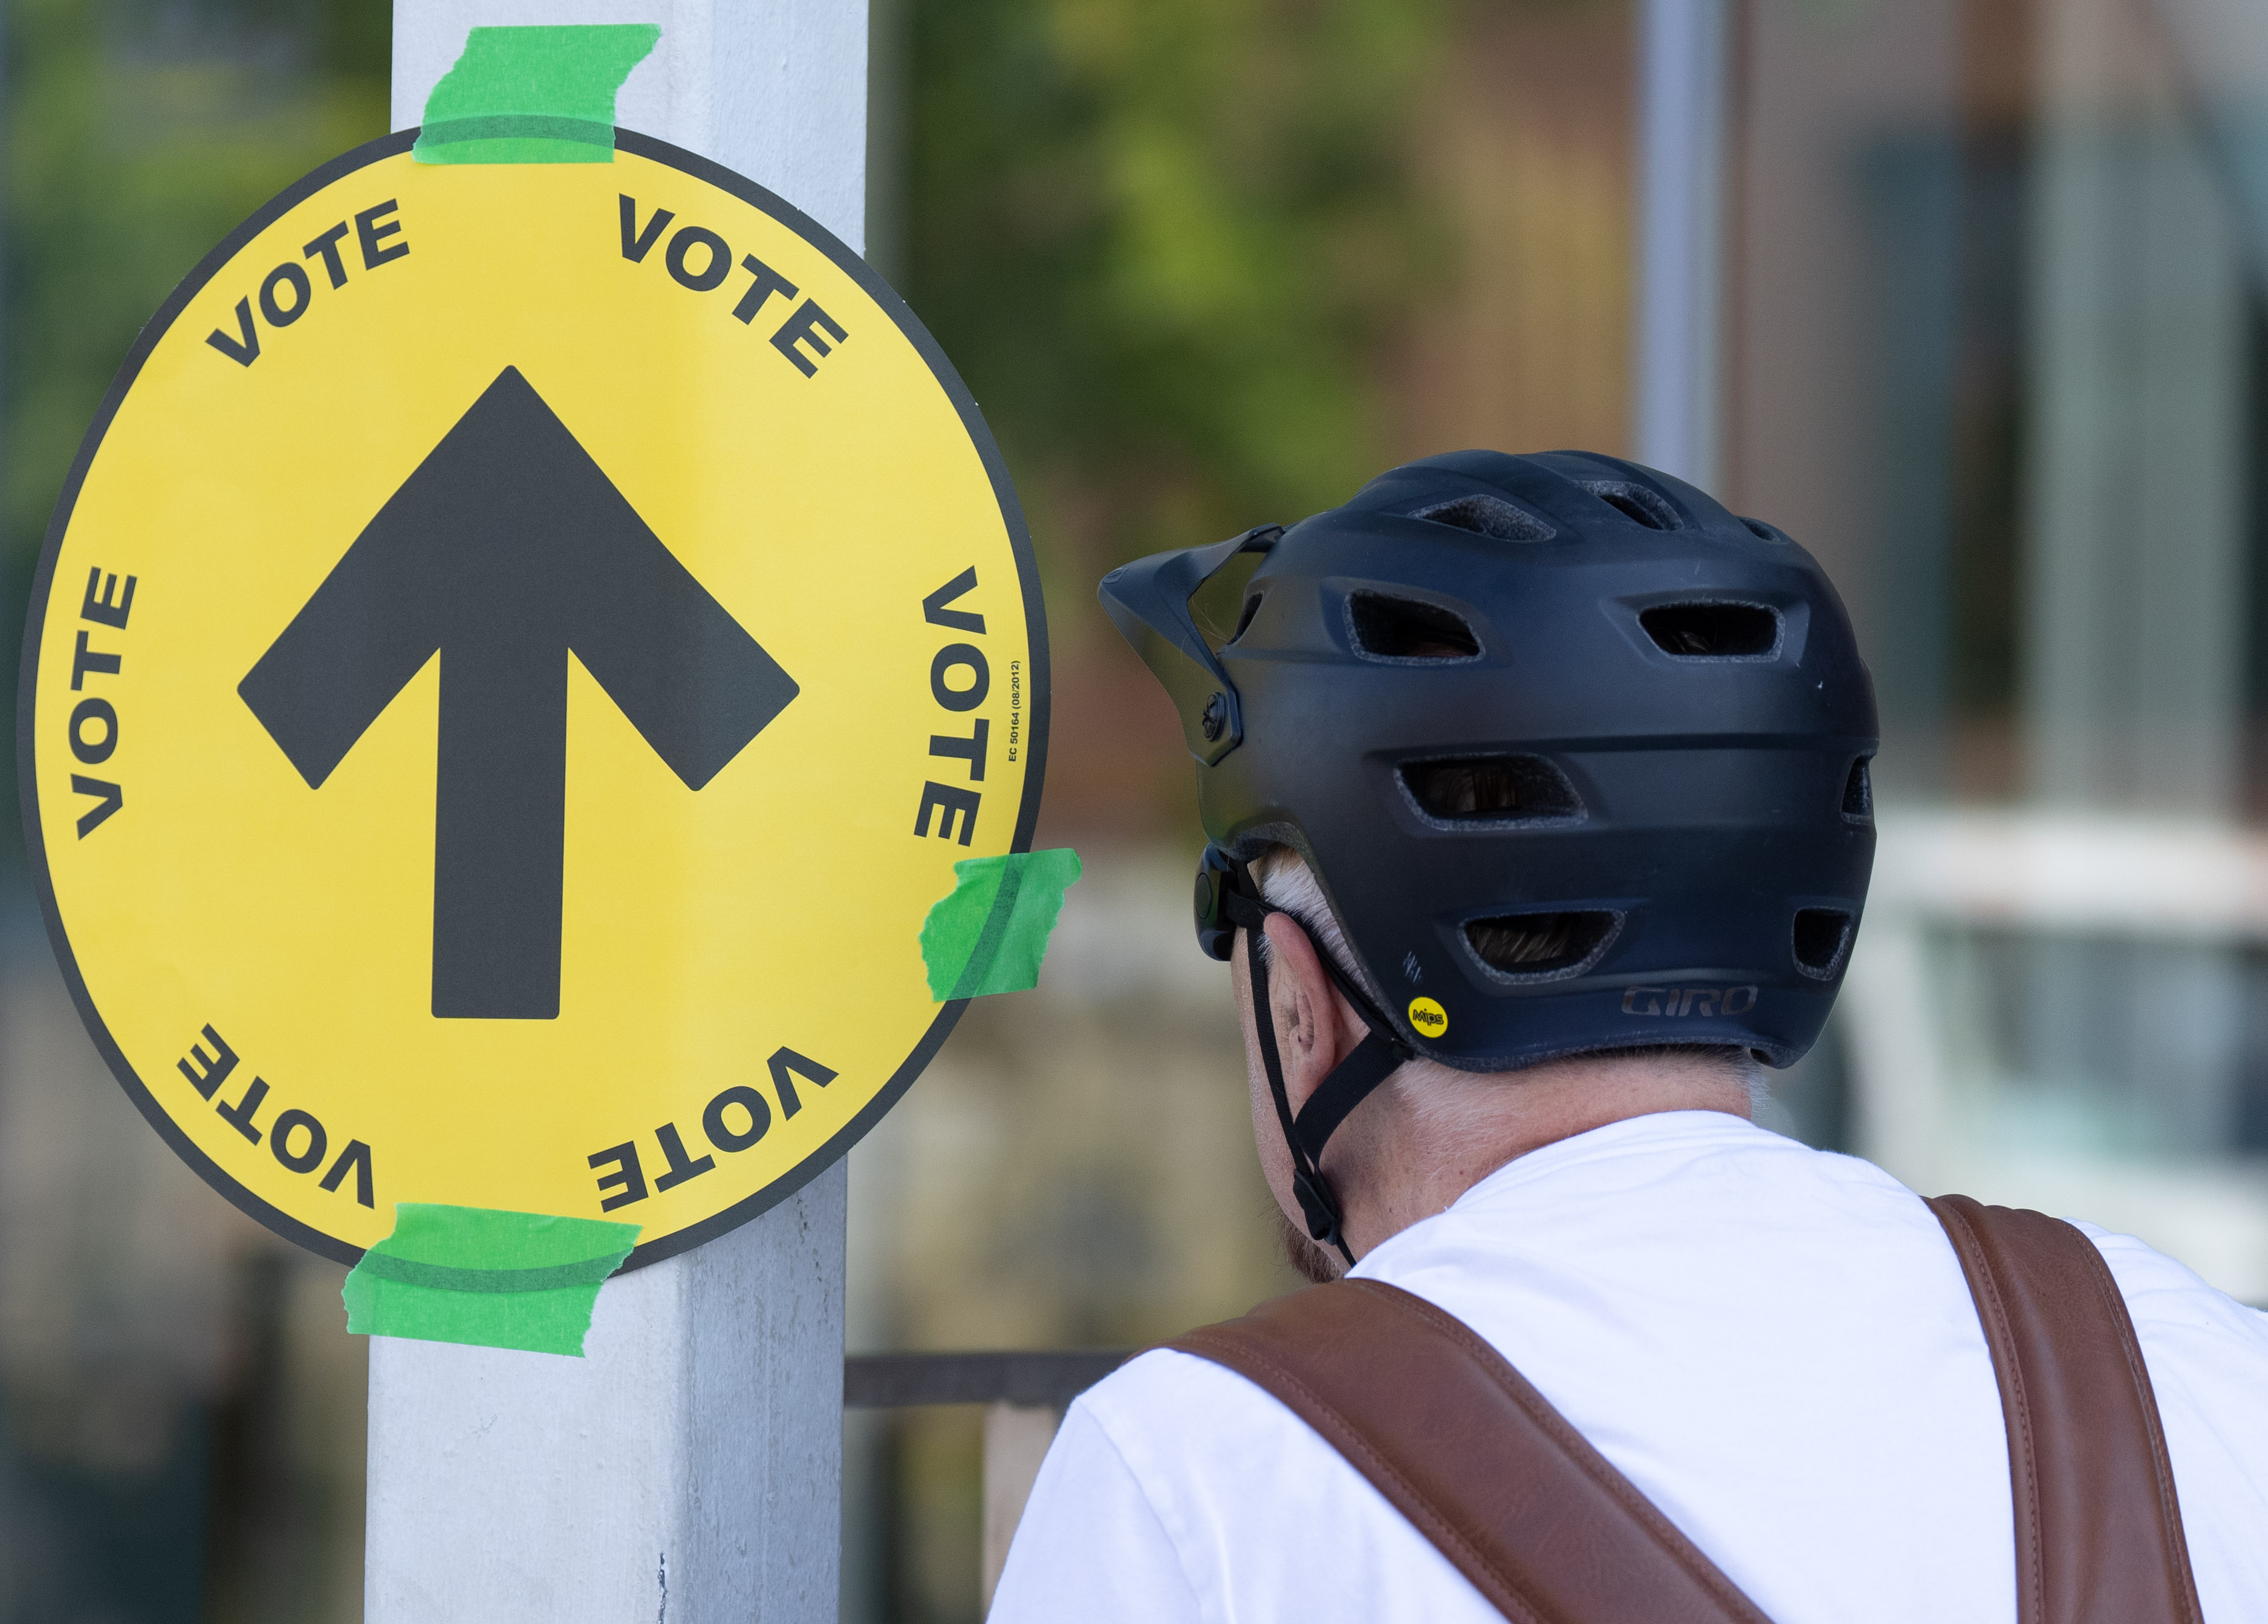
[1407,996,1448,1036]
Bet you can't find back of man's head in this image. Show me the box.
[1100,449,1876,1262]
[1250,842,1762,1099]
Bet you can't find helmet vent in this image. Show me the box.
[1640,602,1780,658]
[1792,909,1854,979]
[1400,755,1581,823]
[1842,757,1873,822]
[1577,479,1682,530]
[1465,911,1619,979]
[1740,516,1789,544]
[1411,494,1555,542]
[1348,593,1480,660]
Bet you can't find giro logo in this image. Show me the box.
[1622,985,1758,1018]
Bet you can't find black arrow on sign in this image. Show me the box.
[239,366,799,1020]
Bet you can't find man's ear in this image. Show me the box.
[1259,912,1365,1112]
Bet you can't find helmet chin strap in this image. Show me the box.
[1226,883,1412,1269]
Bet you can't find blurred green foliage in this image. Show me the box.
[2,0,389,869]
[902,0,1449,598]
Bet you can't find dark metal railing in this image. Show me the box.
[843,1349,1136,1410]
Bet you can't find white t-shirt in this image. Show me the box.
[989,1111,2268,1623]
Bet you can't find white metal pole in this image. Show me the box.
[368,8,865,1622]
[1633,0,1727,492]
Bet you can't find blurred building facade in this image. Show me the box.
[1724,0,2268,1305]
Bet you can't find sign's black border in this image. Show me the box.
[14,126,1051,1272]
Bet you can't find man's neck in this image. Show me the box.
[1335,1056,1755,1259]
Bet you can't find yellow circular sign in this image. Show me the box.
[1407,997,1448,1038]
[18,132,1045,1266]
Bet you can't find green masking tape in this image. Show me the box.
[414,24,661,166]
[342,1203,640,1356]
[920,849,1083,1002]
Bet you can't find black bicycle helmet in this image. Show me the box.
[1099,450,1876,1256]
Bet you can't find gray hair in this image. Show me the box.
[1252,846,1376,999]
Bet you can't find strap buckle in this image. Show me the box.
[1292,1166,1344,1250]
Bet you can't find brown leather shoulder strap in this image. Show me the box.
[1926,1195,2203,1624]
[1168,1278,1772,1624]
